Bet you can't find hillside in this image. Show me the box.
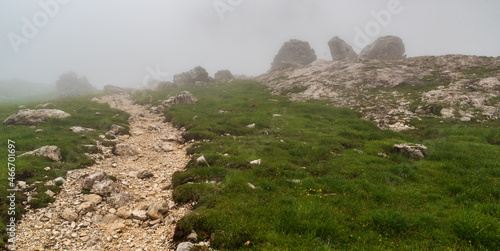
[1,56,499,250]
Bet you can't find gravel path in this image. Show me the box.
[13,93,193,250]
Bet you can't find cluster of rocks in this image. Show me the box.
[269,35,405,72]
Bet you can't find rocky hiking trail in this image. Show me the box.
[14,93,195,250]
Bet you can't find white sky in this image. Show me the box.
[1,0,499,88]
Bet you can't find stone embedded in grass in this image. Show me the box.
[176,242,194,251]
[196,156,208,165]
[394,143,428,159]
[45,190,55,197]
[246,123,256,128]
[54,177,66,184]
[2,109,71,125]
[19,145,63,162]
[108,124,126,135]
[248,183,256,189]
[162,91,198,107]
[250,159,261,165]
[70,126,95,133]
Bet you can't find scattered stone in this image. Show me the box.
[109,124,126,135]
[250,159,261,165]
[2,109,71,125]
[91,179,120,197]
[176,242,194,251]
[35,129,44,133]
[359,35,405,60]
[77,201,95,214]
[83,194,103,205]
[113,143,139,156]
[82,172,109,190]
[246,123,256,128]
[136,170,154,179]
[270,39,317,71]
[116,207,132,219]
[328,36,358,61]
[61,208,78,222]
[19,145,62,162]
[248,183,256,189]
[131,210,148,221]
[45,190,55,197]
[44,166,51,170]
[147,201,169,220]
[45,180,55,186]
[70,126,95,133]
[196,156,207,165]
[394,143,428,159]
[54,177,66,184]
[186,230,198,242]
[35,102,55,109]
[378,153,388,158]
[162,91,198,107]
[107,193,135,208]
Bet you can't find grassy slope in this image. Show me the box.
[134,80,499,250]
[0,94,129,247]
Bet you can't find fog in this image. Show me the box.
[1,0,499,89]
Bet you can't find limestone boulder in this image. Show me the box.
[3,109,71,125]
[328,36,358,61]
[19,145,62,162]
[360,36,405,60]
[270,39,317,71]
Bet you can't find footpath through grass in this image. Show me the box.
[135,80,499,250]
[0,94,129,247]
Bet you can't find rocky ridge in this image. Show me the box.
[257,55,500,131]
[14,93,199,250]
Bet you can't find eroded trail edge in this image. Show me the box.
[15,93,192,250]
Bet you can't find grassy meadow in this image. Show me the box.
[134,80,499,250]
[0,95,129,247]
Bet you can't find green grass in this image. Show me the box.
[133,80,499,250]
[0,94,129,247]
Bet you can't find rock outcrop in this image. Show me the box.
[3,109,71,125]
[214,70,234,82]
[328,37,358,61]
[258,55,500,131]
[359,36,405,60]
[173,66,211,86]
[270,39,317,71]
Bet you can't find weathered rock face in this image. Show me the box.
[173,66,211,86]
[3,109,71,125]
[270,39,317,71]
[360,36,405,60]
[328,37,358,61]
[104,85,127,94]
[214,70,234,83]
[162,91,198,107]
[258,55,500,131]
[19,145,63,162]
